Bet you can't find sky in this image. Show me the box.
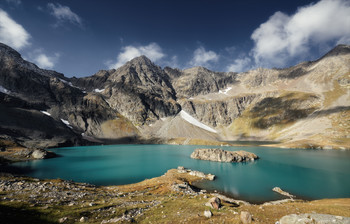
[0,0,350,77]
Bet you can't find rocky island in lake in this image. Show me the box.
[190,148,259,162]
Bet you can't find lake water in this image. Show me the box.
[9,144,350,203]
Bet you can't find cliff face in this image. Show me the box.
[0,43,349,149]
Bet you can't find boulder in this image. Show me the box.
[177,166,186,173]
[32,149,46,159]
[279,213,350,224]
[204,210,212,218]
[31,149,57,159]
[58,217,68,223]
[205,197,221,209]
[240,211,252,224]
[80,216,88,222]
[191,148,258,163]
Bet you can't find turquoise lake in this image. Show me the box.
[10,144,350,203]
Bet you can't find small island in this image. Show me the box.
[190,148,259,162]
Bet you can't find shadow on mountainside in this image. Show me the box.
[250,95,318,129]
[278,66,314,79]
[307,106,350,118]
[250,93,349,130]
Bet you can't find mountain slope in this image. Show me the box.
[0,44,137,148]
[0,43,349,149]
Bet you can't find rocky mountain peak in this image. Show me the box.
[127,55,155,67]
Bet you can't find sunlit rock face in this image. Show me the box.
[1,42,349,149]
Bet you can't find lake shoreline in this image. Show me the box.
[0,161,344,205]
[2,143,350,202]
[1,170,349,223]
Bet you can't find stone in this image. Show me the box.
[206,174,215,180]
[177,166,186,173]
[58,217,68,223]
[279,213,350,224]
[240,211,252,224]
[80,216,88,222]
[190,148,258,163]
[204,210,212,218]
[177,167,215,180]
[189,170,206,178]
[177,166,185,170]
[206,197,221,209]
[31,149,57,159]
[32,149,46,159]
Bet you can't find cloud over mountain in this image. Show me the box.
[0,8,30,50]
[251,0,350,67]
[189,46,219,68]
[107,43,165,69]
[33,52,60,69]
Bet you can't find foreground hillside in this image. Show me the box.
[1,170,349,224]
[0,43,349,150]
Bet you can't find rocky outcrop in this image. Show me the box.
[31,149,57,159]
[179,94,258,127]
[278,213,350,224]
[168,66,236,98]
[177,166,215,180]
[70,69,114,92]
[272,187,295,198]
[104,56,181,125]
[190,148,258,162]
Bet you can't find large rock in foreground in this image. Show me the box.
[279,213,350,224]
[190,148,258,162]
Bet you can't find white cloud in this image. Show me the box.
[6,0,21,6]
[0,8,30,50]
[227,57,251,73]
[47,3,82,27]
[168,55,179,68]
[107,42,165,69]
[189,46,219,67]
[251,0,350,67]
[30,50,60,69]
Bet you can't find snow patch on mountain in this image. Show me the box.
[40,111,51,116]
[94,88,105,93]
[0,85,10,94]
[180,110,217,133]
[61,119,73,129]
[219,86,232,95]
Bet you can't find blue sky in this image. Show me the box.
[0,0,350,77]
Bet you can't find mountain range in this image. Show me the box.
[0,43,349,150]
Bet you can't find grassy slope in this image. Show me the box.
[0,171,349,224]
